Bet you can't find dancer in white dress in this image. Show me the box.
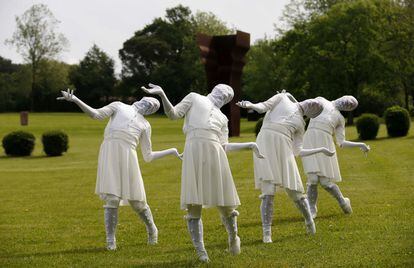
[57,89,182,250]
[142,83,263,262]
[302,96,370,219]
[237,91,334,243]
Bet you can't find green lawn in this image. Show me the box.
[0,113,413,267]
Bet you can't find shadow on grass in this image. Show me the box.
[0,155,49,160]
[128,259,199,268]
[7,247,107,259]
[357,135,414,141]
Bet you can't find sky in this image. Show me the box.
[0,0,290,74]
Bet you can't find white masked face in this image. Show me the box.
[298,99,323,118]
[133,97,160,115]
[207,84,234,108]
[334,96,358,111]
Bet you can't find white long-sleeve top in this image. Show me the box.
[308,97,346,145]
[92,101,157,162]
[165,93,229,144]
[259,93,306,156]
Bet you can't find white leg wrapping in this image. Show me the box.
[104,207,118,250]
[186,218,209,263]
[130,201,158,245]
[220,209,241,255]
[306,184,318,219]
[260,194,274,243]
[322,182,352,214]
[293,197,316,235]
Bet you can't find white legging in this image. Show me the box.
[186,204,237,219]
[307,173,335,188]
[260,181,305,201]
[103,195,148,212]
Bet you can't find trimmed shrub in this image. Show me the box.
[384,106,411,137]
[409,106,414,117]
[255,117,263,136]
[2,131,35,156]
[356,114,380,140]
[42,130,69,156]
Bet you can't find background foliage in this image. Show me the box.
[1,1,413,121]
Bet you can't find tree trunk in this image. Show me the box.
[30,63,36,112]
[403,82,409,110]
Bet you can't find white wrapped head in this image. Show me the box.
[298,99,323,118]
[133,97,160,115]
[207,84,234,108]
[333,95,358,111]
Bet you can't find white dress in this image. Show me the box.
[94,102,155,205]
[302,97,345,182]
[166,93,240,209]
[254,93,306,193]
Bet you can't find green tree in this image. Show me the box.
[35,60,73,111]
[5,4,68,110]
[0,56,31,111]
[120,5,199,103]
[282,0,399,123]
[194,11,233,36]
[383,0,414,109]
[69,45,116,107]
[119,6,233,104]
[243,39,287,102]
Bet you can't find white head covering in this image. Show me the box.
[298,98,323,118]
[207,84,234,108]
[133,97,160,115]
[333,95,358,111]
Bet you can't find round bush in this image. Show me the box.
[255,117,263,136]
[42,130,69,156]
[384,106,411,137]
[356,114,380,140]
[2,131,35,156]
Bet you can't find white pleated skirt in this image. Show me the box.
[180,129,240,210]
[95,131,146,205]
[302,127,342,182]
[254,123,304,193]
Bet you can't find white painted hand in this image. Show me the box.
[236,100,254,109]
[321,148,335,156]
[141,83,164,96]
[172,148,183,160]
[57,88,76,102]
[252,143,265,159]
[360,144,370,153]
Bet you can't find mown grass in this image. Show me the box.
[0,113,413,267]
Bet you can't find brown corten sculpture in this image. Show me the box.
[197,30,250,137]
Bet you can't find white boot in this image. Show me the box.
[221,210,241,255]
[306,184,318,219]
[136,206,158,245]
[294,198,316,235]
[104,207,118,250]
[260,195,274,243]
[187,218,209,263]
[323,184,352,214]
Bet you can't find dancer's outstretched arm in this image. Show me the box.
[335,118,370,153]
[223,142,265,159]
[140,124,182,162]
[57,88,115,120]
[141,83,191,120]
[237,94,283,114]
[293,130,335,157]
